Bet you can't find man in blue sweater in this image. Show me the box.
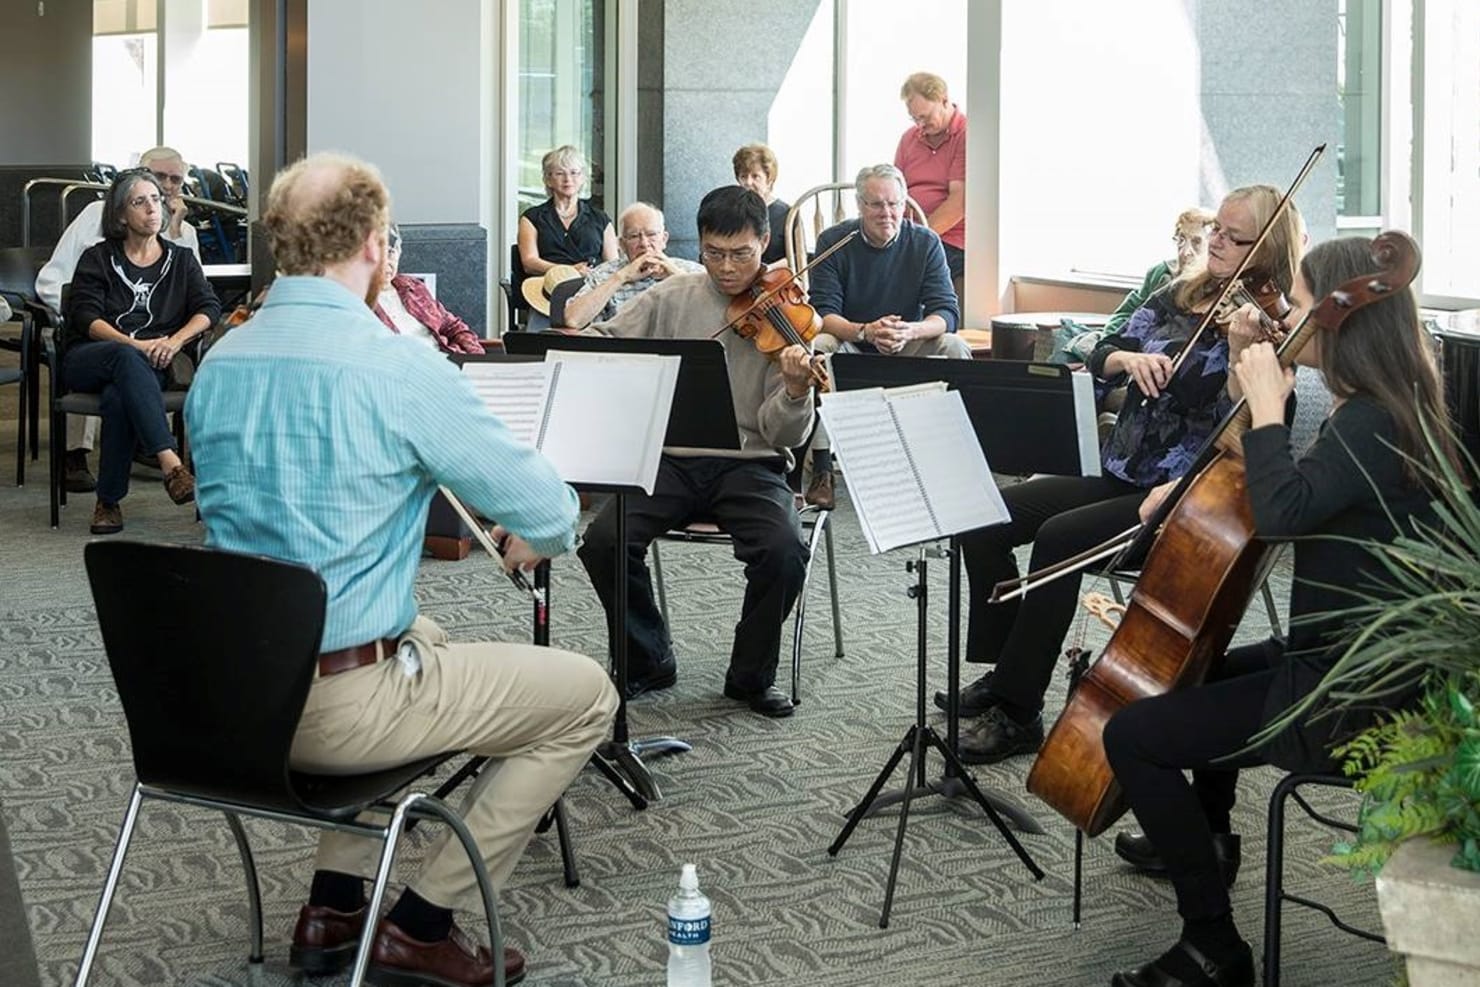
[804,163,971,505]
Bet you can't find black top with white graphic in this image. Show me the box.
[66,237,220,349]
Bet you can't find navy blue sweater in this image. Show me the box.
[807,219,960,352]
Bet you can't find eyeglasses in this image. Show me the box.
[1208,222,1256,247]
[546,169,584,180]
[150,170,186,187]
[622,230,664,243]
[1172,233,1207,249]
[699,245,758,265]
[858,196,904,213]
[127,193,163,210]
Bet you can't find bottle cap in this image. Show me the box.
[679,863,698,891]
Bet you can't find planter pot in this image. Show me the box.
[1376,838,1480,986]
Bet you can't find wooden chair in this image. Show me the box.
[783,182,927,291]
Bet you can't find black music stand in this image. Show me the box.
[504,335,742,802]
[829,354,1100,835]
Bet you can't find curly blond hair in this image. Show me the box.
[262,153,390,275]
[900,72,949,102]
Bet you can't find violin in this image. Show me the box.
[1208,269,1291,344]
[724,266,830,389]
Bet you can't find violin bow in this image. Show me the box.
[1164,143,1326,378]
[437,485,546,607]
[708,230,860,340]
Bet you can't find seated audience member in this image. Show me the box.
[803,162,970,506]
[188,152,617,987]
[1104,207,1216,335]
[372,224,485,353]
[64,169,220,535]
[37,146,200,493]
[579,186,818,719]
[561,202,703,329]
[944,185,1304,765]
[517,146,618,277]
[732,143,790,265]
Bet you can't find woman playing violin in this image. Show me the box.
[1101,235,1461,987]
[949,185,1305,764]
[579,185,818,718]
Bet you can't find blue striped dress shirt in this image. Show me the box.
[186,276,578,652]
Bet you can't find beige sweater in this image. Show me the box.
[595,272,815,464]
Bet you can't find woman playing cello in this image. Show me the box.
[949,185,1304,763]
[1102,235,1461,987]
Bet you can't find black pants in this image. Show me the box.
[1103,640,1282,923]
[577,455,808,692]
[958,473,1142,711]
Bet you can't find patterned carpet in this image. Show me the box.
[0,379,1395,985]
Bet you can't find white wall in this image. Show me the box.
[305,0,483,223]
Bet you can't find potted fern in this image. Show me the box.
[1262,431,1480,984]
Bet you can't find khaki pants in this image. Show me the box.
[65,414,99,452]
[290,617,618,911]
[808,332,974,454]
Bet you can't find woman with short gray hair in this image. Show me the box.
[517,145,618,276]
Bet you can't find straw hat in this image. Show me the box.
[521,265,583,316]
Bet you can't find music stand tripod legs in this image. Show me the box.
[828,542,1044,928]
[597,492,691,803]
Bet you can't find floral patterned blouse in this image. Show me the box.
[1088,289,1233,488]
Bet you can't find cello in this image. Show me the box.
[1025,231,1422,837]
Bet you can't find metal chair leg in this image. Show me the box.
[223,812,264,963]
[790,512,831,705]
[553,800,580,888]
[824,513,843,659]
[75,786,145,986]
[1263,773,1293,987]
[406,795,507,987]
[652,541,668,627]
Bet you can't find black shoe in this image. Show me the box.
[957,706,1043,764]
[623,657,677,700]
[1114,831,1242,888]
[933,670,997,717]
[1111,938,1254,987]
[723,683,795,718]
[64,450,96,493]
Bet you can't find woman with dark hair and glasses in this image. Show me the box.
[371,224,485,354]
[944,185,1306,764]
[64,169,220,535]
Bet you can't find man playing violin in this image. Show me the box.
[578,185,818,718]
[803,162,970,507]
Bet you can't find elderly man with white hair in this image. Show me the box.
[560,201,702,329]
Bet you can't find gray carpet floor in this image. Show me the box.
[0,343,1394,985]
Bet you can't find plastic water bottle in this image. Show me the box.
[666,863,712,987]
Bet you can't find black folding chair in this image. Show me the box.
[76,541,508,987]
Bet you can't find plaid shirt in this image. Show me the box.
[572,254,705,322]
[373,274,485,354]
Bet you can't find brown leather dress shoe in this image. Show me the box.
[370,918,525,986]
[288,903,369,975]
[90,501,124,535]
[162,464,196,505]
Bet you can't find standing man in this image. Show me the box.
[894,72,967,298]
[803,163,970,508]
[560,202,702,329]
[579,186,817,718]
[36,146,201,493]
[188,152,617,987]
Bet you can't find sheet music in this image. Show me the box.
[821,386,1009,554]
[461,361,550,446]
[539,350,679,493]
[889,390,1009,538]
[1072,370,1102,477]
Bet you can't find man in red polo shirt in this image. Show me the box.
[894,72,966,297]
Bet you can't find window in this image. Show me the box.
[1337,0,1382,234]
[1414,0,1480,303]
[93,0,158,168]
[518,0,606,214]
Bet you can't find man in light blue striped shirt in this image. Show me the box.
[187,152,616,987]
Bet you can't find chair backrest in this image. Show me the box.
[783,182,927,291]
[84,541,327,812]
[1289,365,1333,454]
